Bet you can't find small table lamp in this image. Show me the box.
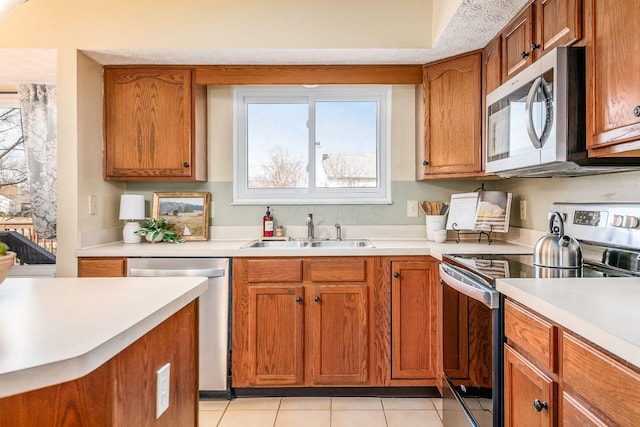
[119,194,145,244]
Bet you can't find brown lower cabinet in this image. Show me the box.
[232,257,373,387]
[389,258,439,382]
[78,254,441,390]
[504,298,640,427]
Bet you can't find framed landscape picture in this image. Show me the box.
[152,192,210,241]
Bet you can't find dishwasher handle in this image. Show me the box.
[129,268,226,279]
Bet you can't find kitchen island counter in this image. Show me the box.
[0,276,208,399]
[497,277,640,369]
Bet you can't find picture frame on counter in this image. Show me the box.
[152,192,210,241]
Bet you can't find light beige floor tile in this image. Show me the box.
[432,398,443,419]
[332,410,387,427]
[198,410,225,427]
[199,399,230,411]
[217,410,277,427]
[386,409,443,427]
[478,398,492,411]
[381,397,433,410]
[331,397,383,410]
[227,396,282,410]
[464,398,482,409]
[279,396,332,410]
[275,410,331,427]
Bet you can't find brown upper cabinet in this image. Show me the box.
[501,0,582,82]
[587,0,640,156]
[421,52,483,179]
[103,67,207,181]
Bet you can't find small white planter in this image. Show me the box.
[145,232,165,243]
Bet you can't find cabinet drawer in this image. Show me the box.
[563,332,640,427]
[504,299,557,372]
[310,258,367,282]
[78,257,127,277]
[247,259,303,283]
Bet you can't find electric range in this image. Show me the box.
[439,202,640,427]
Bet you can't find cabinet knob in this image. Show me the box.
[314,296,321,303]
[530,43,541,51]
[634,106,640,117]
[183,161,190,168]
[533,399,548,412]
[296,296,303,304]
[394,272,400,279]
[422,160,429,166]
[520,51,530,59]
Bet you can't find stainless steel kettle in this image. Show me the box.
[534,212,583,269]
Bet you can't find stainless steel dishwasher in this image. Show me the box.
[127,257,231,398]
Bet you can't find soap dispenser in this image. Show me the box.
[263,206,274,237]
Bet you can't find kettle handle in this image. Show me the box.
[549,212,565,236]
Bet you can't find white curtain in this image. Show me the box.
[18,84,57,239]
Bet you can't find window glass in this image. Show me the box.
[234,86,390,205]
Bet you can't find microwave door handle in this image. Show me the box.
[525,76,546,149]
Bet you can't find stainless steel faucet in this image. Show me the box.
[335,223,342,240]
[306,213,314,240]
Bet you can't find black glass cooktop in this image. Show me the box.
[443,253,634,280]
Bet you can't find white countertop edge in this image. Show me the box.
[497,280,640,369]
[0,279,208,399]
[75,238,532,260]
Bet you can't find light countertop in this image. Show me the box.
[75,237,533,260]
[497,277,640,369]
[0,276,208,398]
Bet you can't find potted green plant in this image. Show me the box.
[134,218,184,243]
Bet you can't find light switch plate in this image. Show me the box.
[156,363,170,419]
[407,200,419,218]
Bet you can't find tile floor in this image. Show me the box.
[199,396,444,427]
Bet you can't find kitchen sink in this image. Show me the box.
[308,239,374,248]
[240,239,374,249]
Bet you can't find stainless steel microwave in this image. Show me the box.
[485,46,640,177]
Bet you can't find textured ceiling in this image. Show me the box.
[0,0,529,83]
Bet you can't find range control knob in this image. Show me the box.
[623,215,639,229]
[611,214,624,227]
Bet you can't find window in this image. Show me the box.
[233,86,391,204]
[0,94,28,217]
[0,92,57,262]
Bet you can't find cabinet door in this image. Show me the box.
[502,4,534,81]
[535,0,582,57]
[104,67,202,181]
[308,284,368,385]
[246,285,305,386]
[422,52,482,177]
[588,0,640,154]
[77,257,126,277]
[483,36,502,95]
[391,260,438,380]
[504,344,555,427]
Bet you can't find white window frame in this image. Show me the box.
[233,85,391,205]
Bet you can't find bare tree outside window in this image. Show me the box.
[250,145,305,188]
[0,107,29,216]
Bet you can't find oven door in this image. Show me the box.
[439,263,502,427]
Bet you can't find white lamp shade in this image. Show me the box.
[119,194,145,220]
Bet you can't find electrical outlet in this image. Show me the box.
[87,195,96,215]
[520,200,527,221]
[156,363,170,419]
[407,200,419,218]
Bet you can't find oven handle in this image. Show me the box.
[439,263,499,309]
